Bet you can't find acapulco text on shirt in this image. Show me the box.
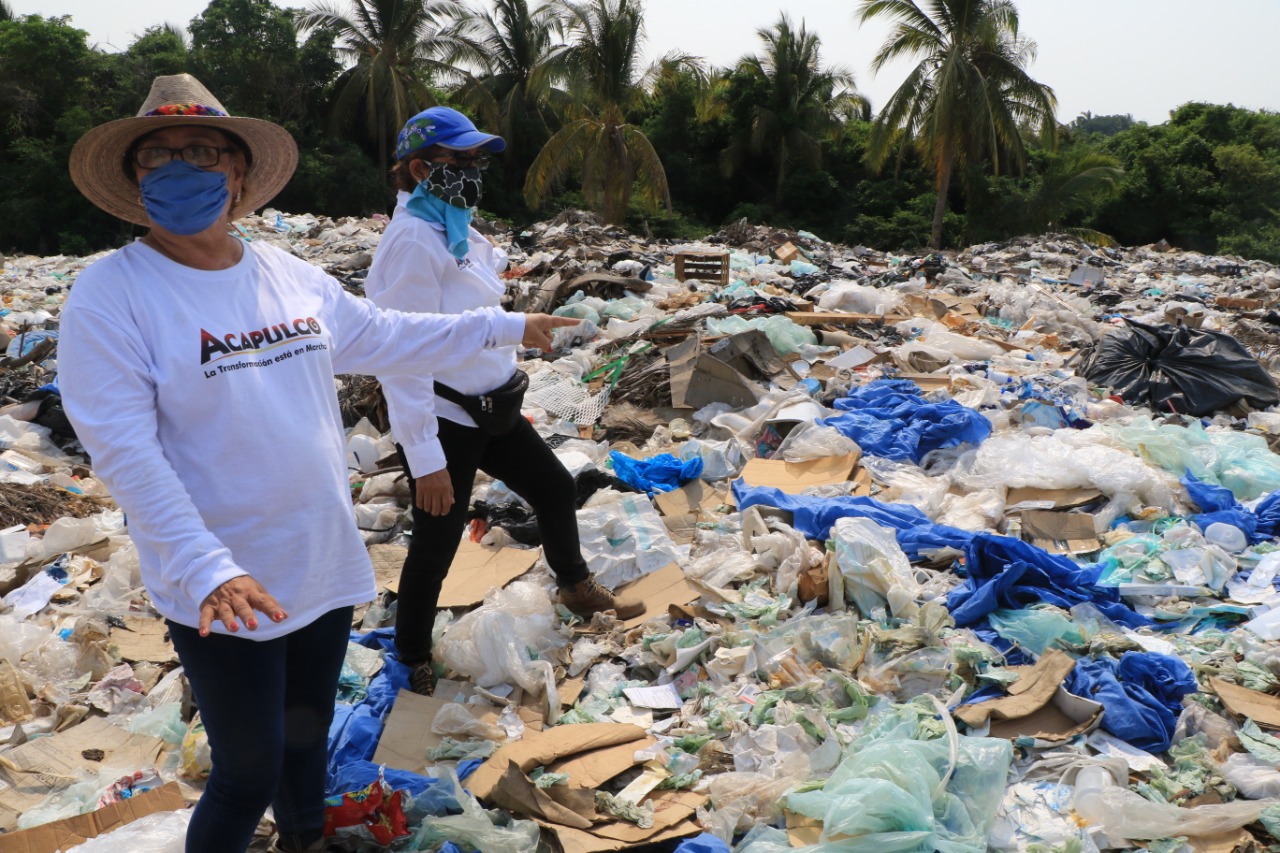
[198,316,328,378]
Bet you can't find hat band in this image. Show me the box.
[144,103,229,117]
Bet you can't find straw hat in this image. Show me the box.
[69,74,298,227]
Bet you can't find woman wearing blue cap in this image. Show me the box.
[365,107,644,694]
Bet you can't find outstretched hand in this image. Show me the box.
[522,314,580,350]
[198,575,287,636]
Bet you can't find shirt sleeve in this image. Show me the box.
[361,241,448,478]
[58,302,247,609]
[326,274,525,379]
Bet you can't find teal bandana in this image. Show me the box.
[405,181,472,260]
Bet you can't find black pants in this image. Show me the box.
[394,416,589,664]
[167,606,353,853]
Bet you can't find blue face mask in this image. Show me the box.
[139,160,230,236]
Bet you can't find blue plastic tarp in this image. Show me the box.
[819,379,992,463]
[674,834,732,853]
[947,534,1150,631]
[1065,652,1197,753]
[609,450,704,494]
[1184,474,1264,544]
[730,482,976,560]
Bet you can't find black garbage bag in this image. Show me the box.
[1080,319,1279,416]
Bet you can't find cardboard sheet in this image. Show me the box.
[437,540,540,608]
[0,782,186,853]
[666,336,763,410]
[0,716,167,831]
[954,650,1103,744]
[546,735,658,789]
[540,818,701,853]
[467,723,648,802]
[613,563,701,630]
[1211,677,1280,728]
[738,453,860,492]
[109,615,178,665]
[1019,510,1101,555]
[371,690,503,774]
[1005,486,1104,510]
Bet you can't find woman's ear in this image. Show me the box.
[408,158,432,184]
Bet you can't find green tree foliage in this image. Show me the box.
[523,0,670,225]
[856,0,1057,249]
[1095,103,1280,260]
[0,0,1275,264]
[298,0,473,178]
[721,15,864,205]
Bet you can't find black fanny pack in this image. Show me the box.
[434,370,529,435]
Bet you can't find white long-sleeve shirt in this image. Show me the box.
[363,192,517,478]
[58,239,525,639]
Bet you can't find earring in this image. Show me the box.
[235,190,243,203]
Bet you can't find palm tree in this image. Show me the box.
[722,15,866,205]
[452,0,564,145]
[523,0,670,225]
[1022,147,1123,242]
[856,0,1057,249]
[298,0,477,178]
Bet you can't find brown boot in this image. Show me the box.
[559,576,645,620]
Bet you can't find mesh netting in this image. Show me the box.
[525,370,611,424]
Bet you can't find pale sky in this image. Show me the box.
[18,0,1280,126]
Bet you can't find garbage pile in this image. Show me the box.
[7,211,1280,852]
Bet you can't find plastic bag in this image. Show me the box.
[71,808,191,852]
[831,517,920,620]
[1108,417,1280,502]
[1080,318,1279,416]
[1072,764,1272,844]
[816,282,904,315]
[775,423,860,463]
[1222,752,1280,799]
[786,708,1012,853]
[129,702,186,745]
[575,492,688,588]
[179,713,211,780]
[430,703,506,741]
[609,450,703,494]
[438,582,566,720]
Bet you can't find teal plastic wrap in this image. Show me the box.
[786,707,1012,853]
[1108,418,1280,501]
[988,607,1084,656]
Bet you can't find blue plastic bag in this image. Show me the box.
[609,450,703,494]
[1066,652,1197,753]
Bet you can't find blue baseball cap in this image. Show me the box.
[395,107,506,160]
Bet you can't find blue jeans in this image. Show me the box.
[167,606,353,853]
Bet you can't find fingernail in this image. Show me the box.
[246,620,258,630]
[274,611,286,620]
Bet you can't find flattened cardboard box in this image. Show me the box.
[739,452,861,493]
[0,716,167,832]
[613,564,702,630]
[109,615,178,665]
[368,541,538,606]
[1019,510,1100,555]
[0,781,185,853]
[954,649,1103,745]
[1211,677,1280,729]
[373,688,544,775]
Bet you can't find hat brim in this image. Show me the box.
[69,115,298,228]
[436,130,506,153]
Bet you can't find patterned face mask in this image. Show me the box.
[424,163,482,209]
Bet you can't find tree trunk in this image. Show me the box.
[930,153,954,251]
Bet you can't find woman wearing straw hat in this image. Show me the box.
[363,107,645,696]
[59,75,575,853]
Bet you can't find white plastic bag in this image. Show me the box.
[1073,764,1273,845]
[576,493,688,588]
[438,581,568,721]
[71,808,191,852]
[830,517,920,620]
